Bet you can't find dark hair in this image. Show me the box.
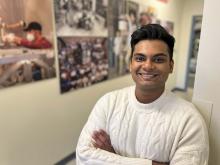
[24,22,42,31]
[130,24,175,61]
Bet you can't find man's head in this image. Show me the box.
[129,24,175,93]
[130,24,175,61]
[24,22,42,41]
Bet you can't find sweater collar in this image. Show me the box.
[130,86,167,113]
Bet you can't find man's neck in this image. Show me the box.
[135,86,165,104]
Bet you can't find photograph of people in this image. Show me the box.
[54,0,108,37]
[108,0,136,78]
[13,21,52,49]
[0,0,56,89]
[57,37,108,93]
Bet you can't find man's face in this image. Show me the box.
[130,40,173,92]
[26,30,36,41]
[27,30,41,39]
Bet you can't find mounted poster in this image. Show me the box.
[57,37,108,93]
[54,0,108,37]
[54,0,109,93]
[0,0,56,89]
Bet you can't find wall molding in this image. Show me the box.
[54,151,76,165]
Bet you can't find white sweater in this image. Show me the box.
[76,86,209,165]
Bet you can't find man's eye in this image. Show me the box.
[135,56,145,62]
[153,57,166,63]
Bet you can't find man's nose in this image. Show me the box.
[142,59,155,70]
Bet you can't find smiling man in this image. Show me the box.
[130,38,173,104]
[76,24,209,165]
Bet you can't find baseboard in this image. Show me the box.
[171,87,186,92]
[54,151,76,165]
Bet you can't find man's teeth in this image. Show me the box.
[138,73,157,78]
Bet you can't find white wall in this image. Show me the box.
[192,0,220,164]
[0,0,194,164]
[0,75,135,165]
[175,0,204,89]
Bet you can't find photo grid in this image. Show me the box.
[54,0,109,93]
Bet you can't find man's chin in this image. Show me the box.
[136,83,164,92]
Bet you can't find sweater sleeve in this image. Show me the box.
[76,94,152,165]
[170,107,209,165]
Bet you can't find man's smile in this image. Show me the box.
[137,72,159,80]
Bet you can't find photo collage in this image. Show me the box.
[0,0,174,93]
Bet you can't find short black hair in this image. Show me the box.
[24,22,42,31]
[130,24,175,61]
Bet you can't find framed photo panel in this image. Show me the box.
[0,0,56,89]
[54,0,108,37]
[57,36,108,93]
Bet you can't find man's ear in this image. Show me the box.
[170,60,174,73]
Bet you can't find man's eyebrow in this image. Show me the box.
[133,53,145,56]
[153,53,169,57]
[133,53,168,57]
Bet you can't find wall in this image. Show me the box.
[0,74,135,165]
[175,0,204,89]
[192,0,220,164]
[0,0,192,164]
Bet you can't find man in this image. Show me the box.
[14,21,52,49]
[76,24,209,165]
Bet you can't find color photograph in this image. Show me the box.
[57,37,108,93]
[0,0,56,89]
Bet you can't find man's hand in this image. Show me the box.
[92,129,115,153]
[13,36,22,44]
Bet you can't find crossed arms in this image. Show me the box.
[92,129,168,165]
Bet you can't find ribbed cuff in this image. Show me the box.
[120,157,152,165]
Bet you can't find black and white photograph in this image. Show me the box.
[127,0,139,28]
[57,37,108,93]
[54,0,108,37]
[108,0,134,78]
[0,0,56,90]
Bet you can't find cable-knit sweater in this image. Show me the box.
[76,86,209,165]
